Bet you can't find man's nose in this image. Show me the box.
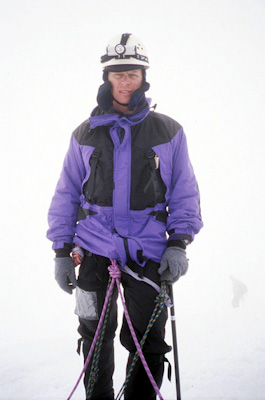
[121,75,130,84]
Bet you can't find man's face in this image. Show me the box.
[108,69,143,107]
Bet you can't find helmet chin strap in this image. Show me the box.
[113,97,129,107]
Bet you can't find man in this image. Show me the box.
[47,33,203,400]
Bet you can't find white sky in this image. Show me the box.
[1,1,265,399]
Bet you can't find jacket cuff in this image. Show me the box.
[167,233,192,249]
[54,243,73,258]
[167,240,187,249]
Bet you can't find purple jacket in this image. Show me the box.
[47,103,203,266]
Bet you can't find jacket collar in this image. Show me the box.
[89,98,151,129]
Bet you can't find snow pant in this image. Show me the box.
[77,252,171,400]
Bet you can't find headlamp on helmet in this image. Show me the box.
[101,33,149,69]
[107,44,135,57]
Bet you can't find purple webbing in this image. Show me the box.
[67,277,115,400]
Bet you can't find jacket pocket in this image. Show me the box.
[146,149,167,204]
[83,148,101,204]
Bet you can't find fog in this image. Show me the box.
[1,1,265,399]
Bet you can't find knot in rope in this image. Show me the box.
[108,259,121,279]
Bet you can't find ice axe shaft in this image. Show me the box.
[168,284,181,400]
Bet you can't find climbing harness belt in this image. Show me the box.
[67,259,168,400]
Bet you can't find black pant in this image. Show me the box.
[77,253,171,399]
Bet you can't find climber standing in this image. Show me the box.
[47,33,203,399]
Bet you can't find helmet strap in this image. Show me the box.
[120,33,131,46]
[113,97,129,107]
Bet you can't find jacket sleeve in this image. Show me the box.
[46,133,86,250]
[166,127,203,244]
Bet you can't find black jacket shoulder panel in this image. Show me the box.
[73,106,110,147]
[73,119,92,145]
[90,106,105,117]
[132,111,183,148]
[148,111,182,140]
[73,117,113,149]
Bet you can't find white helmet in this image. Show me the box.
[101,33,149,69]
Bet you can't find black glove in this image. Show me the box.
[54,257,77,294]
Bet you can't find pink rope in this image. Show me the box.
[110,259,164,400]
[67,259,164,400]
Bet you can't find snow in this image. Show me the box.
[1,0,265,399]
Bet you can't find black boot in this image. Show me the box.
[124,352,165,400]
